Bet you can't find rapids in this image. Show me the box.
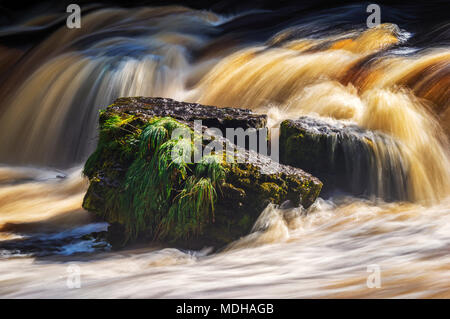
[0,3,448,298]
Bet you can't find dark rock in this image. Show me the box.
[82,97,322,249]
[279,116,410,201]
[108,97,267,133]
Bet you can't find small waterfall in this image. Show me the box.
[0,6,448,203]
[0,6,218,167]
[280,116,411,201]
[191,33,450,202]
[0,51,189,166]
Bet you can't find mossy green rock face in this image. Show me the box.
[83,97,322,249]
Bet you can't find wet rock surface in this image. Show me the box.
[109,97,267,133]
[280,116,410,201]
[0,226,109,258]
[83,98,322,249]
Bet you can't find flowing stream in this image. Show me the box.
[0,4,449,298]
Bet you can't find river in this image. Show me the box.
[0,3,448,298]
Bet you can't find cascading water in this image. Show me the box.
[0,3,449,298]
[0,6,224,166]
[189,28,450,203]
[279,116,411,201]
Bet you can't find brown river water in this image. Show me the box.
[0,5,448,298]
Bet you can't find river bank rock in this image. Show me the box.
[279,116,410,201]
[82,97,322,249]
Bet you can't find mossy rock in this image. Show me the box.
[108,96,267,133]
[82,98,322,249]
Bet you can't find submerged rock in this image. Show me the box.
[82,97,322,249]
[279,116,410,201]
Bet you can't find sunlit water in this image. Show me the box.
[0,4,449,298]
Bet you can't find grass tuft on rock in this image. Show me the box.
[85,116,226,244]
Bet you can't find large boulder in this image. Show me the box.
[279,116,410,201]
[82,97,322,249]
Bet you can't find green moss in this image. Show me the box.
[83,112,140,178]
[259,182,286,202]
[280,120,328,173]
[84,115,226,244]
